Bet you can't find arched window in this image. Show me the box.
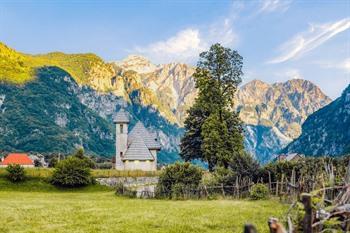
[120,152,123,157]
[120,124,124,133]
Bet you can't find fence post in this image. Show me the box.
[221,183,225,197]
[204,185,209,198]
[280,174,285,194]
[301,193,313,233]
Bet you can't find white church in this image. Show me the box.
[113,109,161,171]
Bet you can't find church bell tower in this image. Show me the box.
[113,108,129,170]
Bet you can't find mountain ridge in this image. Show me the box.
[0,42,334,162]
[283,84,350,156]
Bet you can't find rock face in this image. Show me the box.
[283,84,350,156]
[114,55,158,74]
[236,79,332,162]
[113,56,197,125]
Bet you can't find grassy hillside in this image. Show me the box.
[0,43,34,83]
[0,183,288,233]
[0,42,114,85]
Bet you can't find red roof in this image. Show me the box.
[0,153,33,165]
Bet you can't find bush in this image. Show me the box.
[156,162,203,199]
[48,157,58,168]
[51,156,92,187]
[6,164,26,182]
[249,184,269,200]
[171,183,186,200]
[73,148,96,169]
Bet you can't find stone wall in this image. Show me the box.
[96,176,159,198]
[96,176,159,188]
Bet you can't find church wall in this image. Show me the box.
[150,150,157,170]
[115,123,128,170]
[123,160,156,171]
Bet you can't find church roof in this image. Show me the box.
[128,121,161,150]
[113,109,129,123]
[123,136,154,161]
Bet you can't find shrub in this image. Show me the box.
[48,157,58,168]
[73,148,96,169]
[156,162,203,199]
[249,184,269,200]
[171,183,185,200]
[6,164,25,182]
[51,156,92,187]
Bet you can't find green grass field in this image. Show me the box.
[0,179,288,233]
[0,168,160,179]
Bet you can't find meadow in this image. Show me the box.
[0,168,160,179]
[0,178,288,233]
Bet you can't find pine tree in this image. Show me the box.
[180,43,245,171]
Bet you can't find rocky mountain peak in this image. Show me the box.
[238,80,271,105]
[275,79,322,93]
[236,79,332,161]
[114,55,158,74]
[243,79,270,89]
[284,84,350,156]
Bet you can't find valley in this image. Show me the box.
[0,42,342,163]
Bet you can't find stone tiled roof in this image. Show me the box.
[113,109,129,123]
[285,153,304,161]
[123,136,154,161]
[128,121,161,150]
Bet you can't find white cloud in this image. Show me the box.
[268,18,350,64]
[132,18,238,64]
[258,0,292,14]
[133,29,203,63]
[283,69,303,79]
[317,58,350,73]
[341,58,350,72]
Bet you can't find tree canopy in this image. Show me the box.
[180,43,245,171]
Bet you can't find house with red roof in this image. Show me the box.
[0,153,34,168]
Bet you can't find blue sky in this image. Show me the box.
[0,0,349,98]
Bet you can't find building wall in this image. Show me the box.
[0,164,34,168]
[115,123,128,170]
[150,150,158,170]
[123,160,156,171]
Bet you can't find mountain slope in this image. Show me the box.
[236,79,332,162]
[0,42,115,86]
[0,67,115,155]
[113,56,196,125]
[0,66,182,162]
[283,84,350,156]
[237,79,332,138]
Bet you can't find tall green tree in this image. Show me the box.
[180,43,245,171]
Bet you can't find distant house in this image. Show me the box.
[113,109,161,171]
[0,153,34,168]
[275,153,304,162]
